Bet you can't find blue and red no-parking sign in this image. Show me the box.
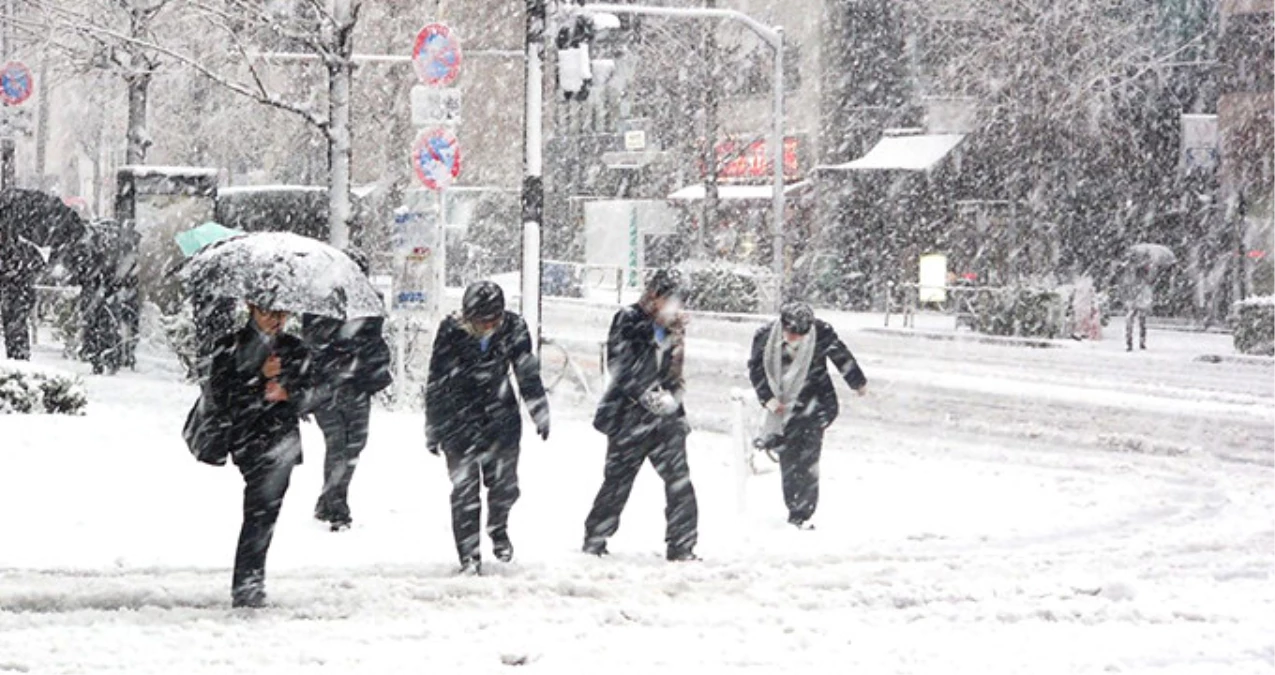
[411,128,462,191]
[412,24,462,87]
[0,61,34,106]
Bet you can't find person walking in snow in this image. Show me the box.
[747,302,867,529]
[303,252,392,532]
[209,302,316,608]
[0,232,46,361]
[303,311,392,531]
[425,281,550,574]
[583,269,699,561]
[1123,263,1155,352]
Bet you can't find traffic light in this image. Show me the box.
[556,15,595,101]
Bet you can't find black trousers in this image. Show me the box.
[780,427,824,523]
[444,438,521,563]
[232,434,299,597]
[1126,308,1147,349]
[584,421,698,554]
[0,284,34,361]
[314,393,371,522]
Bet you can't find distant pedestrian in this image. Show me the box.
[0,233,45,361]
[1124,264,1155,351]
[209,303,315,608]
[425,281,550,574]
[747,302,867,529]
[584,269,699,561]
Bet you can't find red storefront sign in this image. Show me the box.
[711,137,801,181]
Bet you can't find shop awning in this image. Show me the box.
[818,133,965,172]
[667,181,810,201]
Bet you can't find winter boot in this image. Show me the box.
[232,582,267,609]
[582,538,609,557]
[458,556,482,576]
[666,547,701,562]
[492,535,514,563]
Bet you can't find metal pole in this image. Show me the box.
[521,0,546,352]
[1,0,14,190]
[576,3,785,307]
[770,27,784,310]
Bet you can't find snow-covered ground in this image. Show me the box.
[1,309,1271,674]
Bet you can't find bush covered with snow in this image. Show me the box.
[974,287,1068,339]
[1232,296,1274,356]
[0,362,88,415]
[683,262,772,314]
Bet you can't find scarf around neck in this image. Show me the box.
[761,320,815,437]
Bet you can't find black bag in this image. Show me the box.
[182,392,230,466]
[358,336,394,395]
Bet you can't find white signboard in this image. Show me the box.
[411,86,462,127]
[391,205,443,315]
[623,129,647,151]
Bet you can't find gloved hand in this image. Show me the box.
[639,388,679,417]
[536,417,550,441]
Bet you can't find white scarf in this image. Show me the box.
[761,320,815,437]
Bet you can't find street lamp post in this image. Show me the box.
[523,0,547,351]
[574,3,786,310]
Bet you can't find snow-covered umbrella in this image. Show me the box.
[180,232,385,320]
[1127,243,1177,268]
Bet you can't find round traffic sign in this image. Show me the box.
[412,23,462,87]
[0,61,34,106]
[411,128,462,191]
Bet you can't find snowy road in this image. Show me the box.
[0,312,1271,674]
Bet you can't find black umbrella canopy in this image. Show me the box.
[0,188,88,252]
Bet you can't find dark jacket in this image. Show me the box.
[592,303,686,438]
[0,237,45,288]
[301,314,393,401]
[209,323,314,461]
[748,319,867,433]
[425,310,548,452]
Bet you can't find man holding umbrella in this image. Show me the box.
[1122,244,1175,352]
[209,299,314,608]
[426,281,550,574]
[183,232,385,607]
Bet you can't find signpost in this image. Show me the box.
[0,61,33,107]
[396,22,463,406]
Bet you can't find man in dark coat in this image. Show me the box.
[748,302,867,529]
[209,303,315,608]
[584,269,699,561]
[304,313,392,531]
[426,281,550,574]
[0,233,46,361]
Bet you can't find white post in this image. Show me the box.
[730,388,751,516]
[522,222,542,349]
[521,0,546,352]
[770,28,785,311]
[394,311,407,409]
